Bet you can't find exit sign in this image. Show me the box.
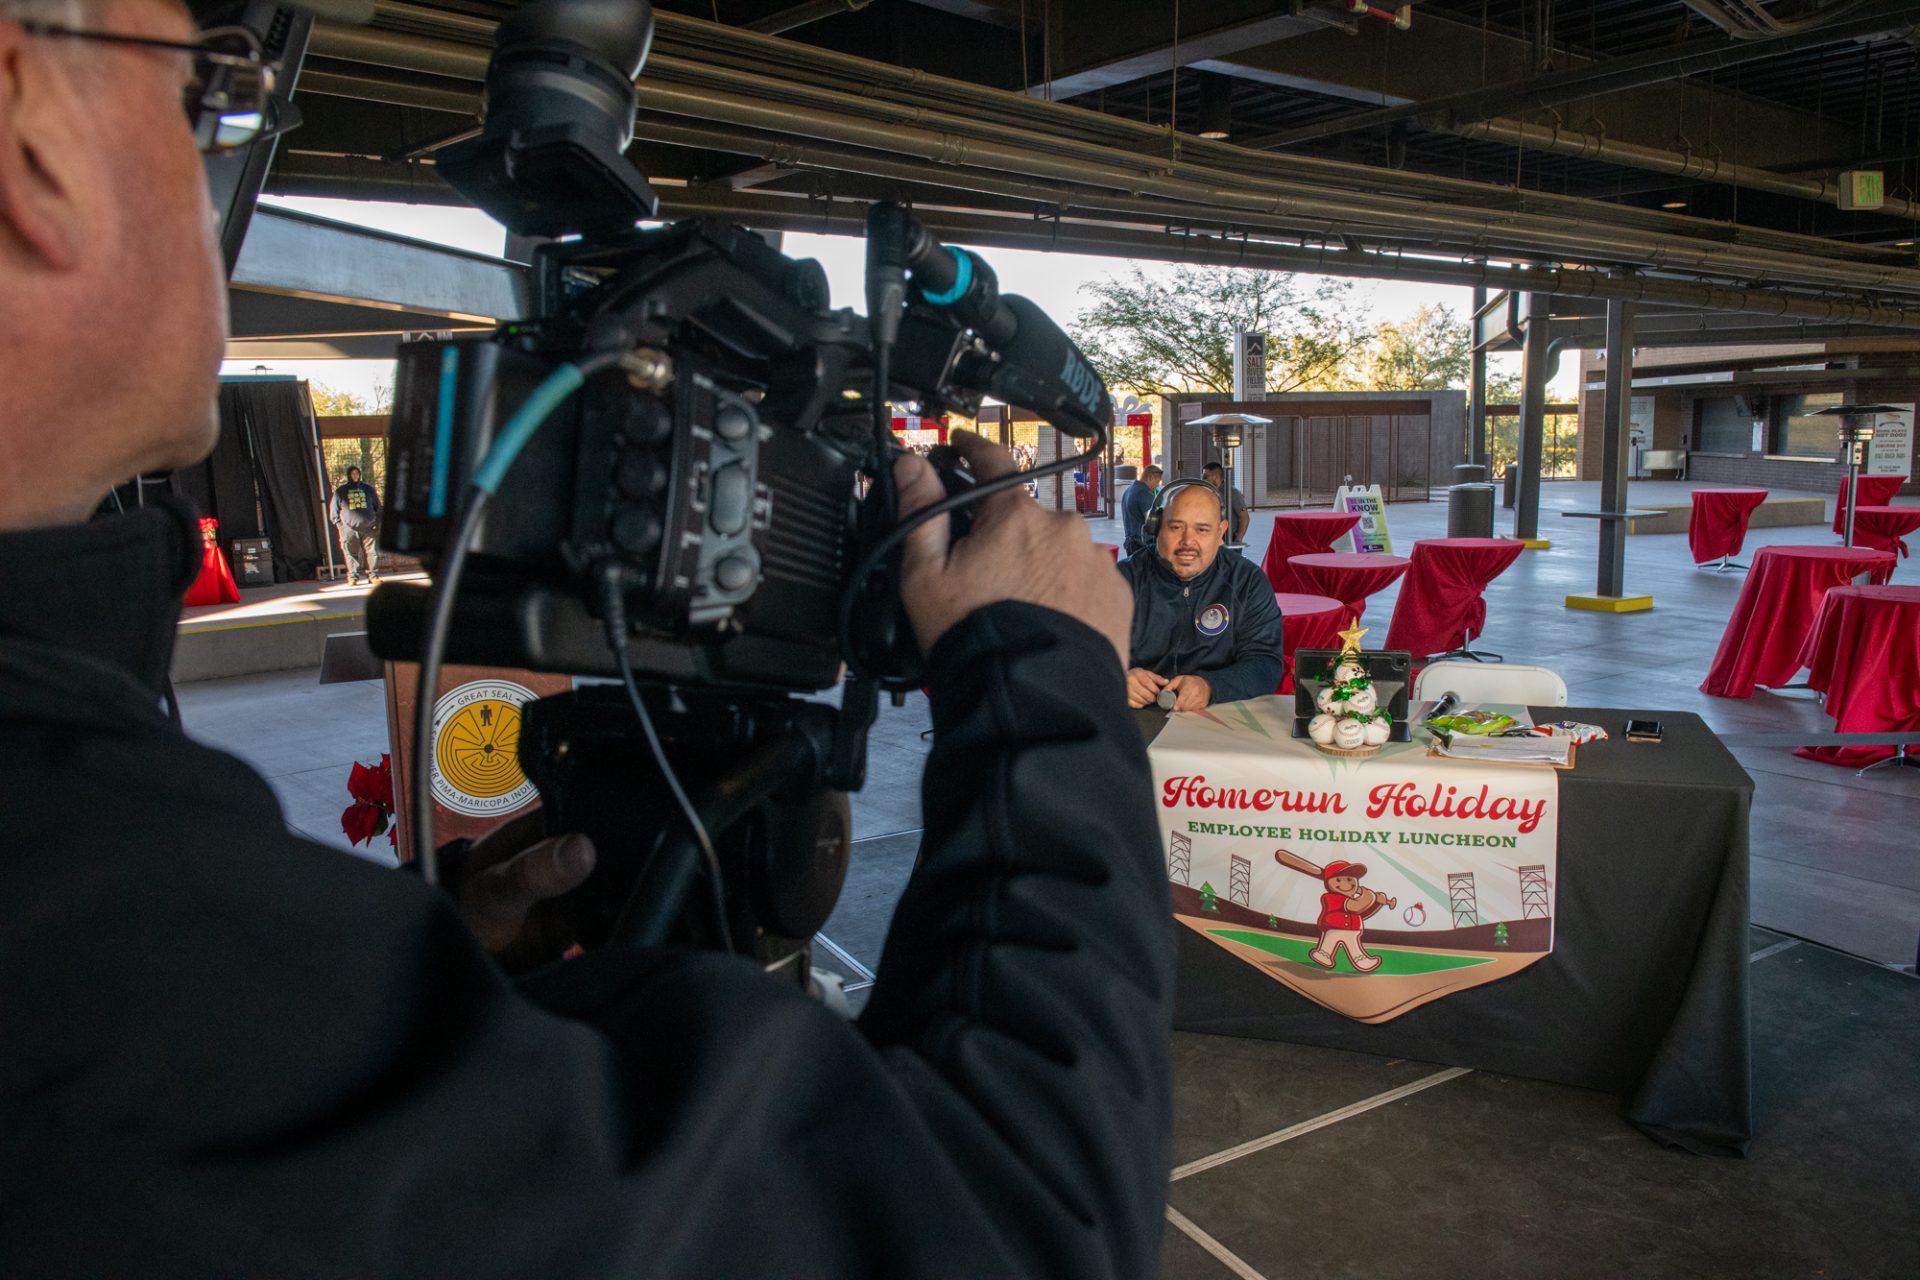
[1838,170,1884,211]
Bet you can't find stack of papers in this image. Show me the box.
[1431,732,1573,767]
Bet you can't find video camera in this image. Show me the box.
[367,0,1110,970]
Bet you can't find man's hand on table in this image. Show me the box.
[1165,674,1212,712]
[1127,668,1167,708]
[896,430,1130,663]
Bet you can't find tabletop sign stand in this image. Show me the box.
[384,661,574,863]
[1332,482,1394,554]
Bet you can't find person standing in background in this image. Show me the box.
[1202,461,1249,546]
[329,465,380,585]
[1120,463,1162,557]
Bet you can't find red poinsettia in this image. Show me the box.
[341,753,396,847]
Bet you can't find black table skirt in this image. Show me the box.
[1160,706,1755,1157]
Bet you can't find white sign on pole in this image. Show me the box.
[1867,404,1915,477]
[1232,328,1268,402]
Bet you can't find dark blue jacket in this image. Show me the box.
[1120,480,1157,556]
[1119,545,1285,704]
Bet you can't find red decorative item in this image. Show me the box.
[1261,511,1364,594]
[1793,585,1920,767]
[1700,544,1897,697]
[1382,537,1525,659]
[1688,488,1768,565]
[1272,592,1345,693]
[182,516,241,606]
[1287,551,1411,623]
[1850,505,1920,559]
[341,753,396,847]
[1832,475,1907,535]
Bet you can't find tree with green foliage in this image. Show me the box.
[1071,265,1373,396]
[1494,922,1510,947]
[1353,304,1471,390]
[1266,913,1278,929]
[1200,881,1219,913]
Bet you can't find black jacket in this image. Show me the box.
[329,480,379,532]
[1119,545,1286,705]
[0,503,1174,1278]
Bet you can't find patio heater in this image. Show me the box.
[1191,412,1270,550]
[1812,405,1896,549]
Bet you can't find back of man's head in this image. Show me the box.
[1202,463,1222,480]
[1141,465,1163,483]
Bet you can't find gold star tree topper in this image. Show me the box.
[1336,618,1368,655]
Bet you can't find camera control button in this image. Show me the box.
[715,555,754,591]
[709,464,752,534]
[714,403,754,442]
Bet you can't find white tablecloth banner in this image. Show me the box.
[1149,696,1560,1024]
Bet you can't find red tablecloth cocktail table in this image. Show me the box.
[1848,505,1920,559]
[1261,511,1363,594]
[1689,488,1769,565]
[1098,542,1122,562]
[1700,545,1897,698]
[1833,475,1908,535]
[1273,592,1345,693]
[1383,537,1526,660]
[1793,585,1920,767]
[1287,552,1409,623]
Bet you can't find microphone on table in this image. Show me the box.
[1425,691,1461,722]
[1156,688,1177,711]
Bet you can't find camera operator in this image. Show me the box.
[0,2,1175,1275]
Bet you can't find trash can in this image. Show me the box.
[1502,463,1519,510]
[1454,463,1488,484]
[1448,484,1496,538]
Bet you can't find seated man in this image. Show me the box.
[1120,482,1284,710]
[1119,463,1161,556]
[1202,461,1250,545]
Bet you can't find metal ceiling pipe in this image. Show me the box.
[625,79,1920,296]
[297,67,479,114]
[631,55,1920,286]
[745,0,872,36]
[257,152,1920,328]
[311,17,1910,267]
[1248,0,1920,147]
[647,187,1920,328]
[1451,118,1920,223]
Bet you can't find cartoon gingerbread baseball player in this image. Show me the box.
[1273,849,1397,973]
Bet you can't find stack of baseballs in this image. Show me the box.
[1307,656,1392,755]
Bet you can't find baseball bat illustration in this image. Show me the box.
[1272,848,1324,878]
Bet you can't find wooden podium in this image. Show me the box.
[384,662,573,862]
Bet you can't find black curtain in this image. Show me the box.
[171,381,327,581]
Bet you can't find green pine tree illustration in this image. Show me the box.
[1200,881,1219,912]
[1494,922,1510,947]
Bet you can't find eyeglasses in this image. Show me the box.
[17,22,279,153]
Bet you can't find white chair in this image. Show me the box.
[1413,660,1568,707]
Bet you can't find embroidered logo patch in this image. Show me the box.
[1196,603,1230,636]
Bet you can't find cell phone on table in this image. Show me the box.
[1624,719,1664,742]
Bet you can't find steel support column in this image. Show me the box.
[1469,284,1489,468]
[1597,300,1636,596]
[1513,293,1551,541]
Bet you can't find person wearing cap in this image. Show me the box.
[1311,860,1392,972]
[0,2,1174,1275]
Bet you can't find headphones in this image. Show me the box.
[1141,479,1226,543]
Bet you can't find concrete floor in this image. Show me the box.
[170,478,1920,1278]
